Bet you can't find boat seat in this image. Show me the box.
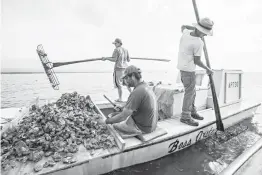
[136,126,167,142]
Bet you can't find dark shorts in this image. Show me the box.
[113,116,142,139]
[113,69,125,88]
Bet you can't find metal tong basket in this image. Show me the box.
[36,44,60,90]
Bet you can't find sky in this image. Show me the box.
[1,0,262,72]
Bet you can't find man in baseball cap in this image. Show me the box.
[105,65,158,138]
[121,65,141,80]
[112,38,122,45]
[102,38,131,102]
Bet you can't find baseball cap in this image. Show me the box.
[112,38,122,44]
[122,65,142,79]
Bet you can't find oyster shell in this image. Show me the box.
[52,152,62,162]
[43,159,56,168]
[34,163,43,172]
[1,92,116,172]
[28,151,44,162]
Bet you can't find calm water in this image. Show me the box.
[1,71,175,108]
[1,71,262,108]
[1,71,262,175]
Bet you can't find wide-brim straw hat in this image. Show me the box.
[193,17,214,36]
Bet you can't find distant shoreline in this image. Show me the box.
[1,70,169,74]
[1,70,262,74]
[1,72,112,74]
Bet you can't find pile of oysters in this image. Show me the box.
[1,92,116,172]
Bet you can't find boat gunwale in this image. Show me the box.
[220,138,262,175]
[93,102,126,151]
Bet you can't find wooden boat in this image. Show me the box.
[1,69,261,175]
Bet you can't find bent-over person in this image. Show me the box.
[105,65,158,138]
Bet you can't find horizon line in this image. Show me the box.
[1,70,170,74]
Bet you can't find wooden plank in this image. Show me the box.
[136,126,167,142]
[93,102,126,151]
[107,125,126,151]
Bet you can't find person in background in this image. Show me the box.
[177,17,214,126]
[105,65,158,138]
[102,38,132,102]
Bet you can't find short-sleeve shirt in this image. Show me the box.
[112,47,130,69]
[124,82,158,133]
[177,29,204,72]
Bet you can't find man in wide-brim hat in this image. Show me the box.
[192,17,214,36]
[176,17,214,127]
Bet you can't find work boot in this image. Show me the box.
[191,113,204,120]
[180,118,199,126]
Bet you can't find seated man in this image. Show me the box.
[105,65,158,138]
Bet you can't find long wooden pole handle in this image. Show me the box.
[52,57,170,68]
[53,58,103,68]
[131,57,170,62]
[192,0,211,67]
[192,0,224,131]
[103,95,117,107]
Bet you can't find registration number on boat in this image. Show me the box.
[228,81,239,88]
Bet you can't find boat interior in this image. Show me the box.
[96,69,261,151]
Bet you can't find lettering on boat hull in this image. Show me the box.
[195,127,215,142]
[168,126,216,154]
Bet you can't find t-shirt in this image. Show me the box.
[124,82,158,133]
[112,47,130,69]
[177,29,204,72]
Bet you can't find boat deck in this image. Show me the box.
[123,99,261,150]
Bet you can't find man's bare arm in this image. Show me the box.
[127,51,130,62]
[181,25,195,32]
[105,108,133,124]
[194,56,213,74]
[104,57,117,62]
